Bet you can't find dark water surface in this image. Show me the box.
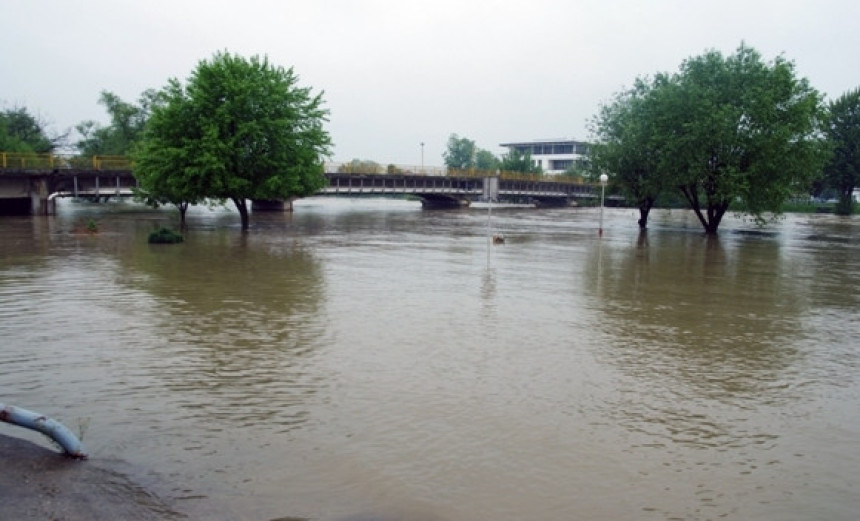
[1,199,858,520]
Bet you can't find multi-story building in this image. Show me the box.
[499,138,589,175]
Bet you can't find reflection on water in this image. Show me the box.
[587,231,803,401]
[122,232,328,432]
[1,200,859,521]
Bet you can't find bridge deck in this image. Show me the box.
[1,156,599,215]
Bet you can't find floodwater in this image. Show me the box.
[1,198,858,521]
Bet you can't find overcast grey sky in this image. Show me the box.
[3,0,859,165]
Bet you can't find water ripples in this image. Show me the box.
[2,206,859,521]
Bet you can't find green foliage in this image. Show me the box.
[148,227,184,244]
[560,158,590,181]
[590,43,829,234]
[500,147,541,174]
[86,219,98,233]
[443,133,476,169]
[589,75,670,228]
[668,45,828,233]
[0,106,59,153]
[338,159,382,173]
[475,149,499,171]
[823,87,860,215]
[134,51,332,231]
[443,133,498,172]
[76,90,154,156]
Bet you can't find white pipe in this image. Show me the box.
[0,403,87,459]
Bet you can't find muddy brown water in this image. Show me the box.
[1,199,858,520]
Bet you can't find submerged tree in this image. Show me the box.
[589,75,671,228]
[661,45,828,234]
[590,44,829,234]
[133,80,209,228]
[134,51,332,231]
[823,87,860,215]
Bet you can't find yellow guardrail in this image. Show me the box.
[0,152,132,171]
[1,153,589,185]
[327,163,587,184]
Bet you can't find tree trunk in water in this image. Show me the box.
[836,193,855,216]
[232,198,250,231]
[638,198,654,229]
[178,202,188,230]
[679,185,726,235]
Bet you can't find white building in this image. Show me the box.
[499,138,589,175]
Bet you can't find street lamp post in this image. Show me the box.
[599,173,608,237]
[420,142,424,173]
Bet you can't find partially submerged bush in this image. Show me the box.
[148,227,184,244]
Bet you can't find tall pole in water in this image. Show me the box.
[486,178,493,268]
[599,173,608,237]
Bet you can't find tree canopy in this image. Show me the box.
[475,149,500,171]
[589,76,670,228]
[134,52,332,230]
[823,87,860,215]
[76,90,154,156]
[443,133,477,170]
[0,106,64,153]
[590,44,829,234]
[442,133,500,172]
[499,147,542,174]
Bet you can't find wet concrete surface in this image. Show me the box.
[0,432,184,520]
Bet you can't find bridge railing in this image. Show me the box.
[0,152,132,171]
[325,162,589,185]
[1,153,591,185]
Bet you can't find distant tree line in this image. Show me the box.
[0,106,67,153]
[441,133,545,175]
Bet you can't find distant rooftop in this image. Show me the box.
[499,138,587,147]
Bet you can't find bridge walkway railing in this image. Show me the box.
[0,152,132,171]
[1,152,593,188]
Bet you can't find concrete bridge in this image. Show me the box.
[0,153,597,215]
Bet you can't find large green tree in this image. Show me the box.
[661,45,828,234]
[134,52,331,231]
[591,44,828,234]
[589,75,671,228]
[132,80,208,228]
[823,87,860,215]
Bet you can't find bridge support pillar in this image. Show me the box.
[251,198,295,212]
[29,178,54,216]
[482,176,499,201]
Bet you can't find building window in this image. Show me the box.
[550,159,573,171]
